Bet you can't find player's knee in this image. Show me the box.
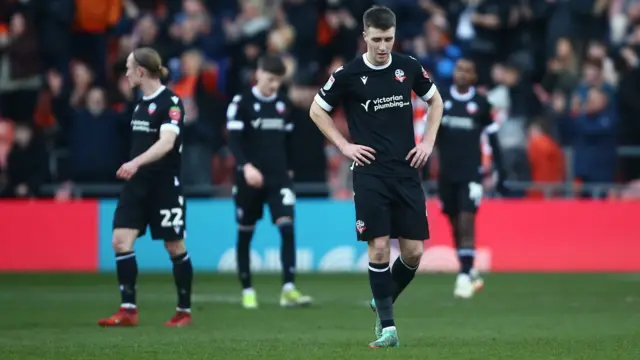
[275,217,293,226]
[401,247,423,266]
[368,237,390,263]
[112,229,136,253]
[238,224,255,232]
[164,240,186,257]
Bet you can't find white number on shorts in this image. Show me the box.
[468,182,483,207]
[159,207,184,227]
[280,188,296,206]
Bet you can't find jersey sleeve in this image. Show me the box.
[160,95,184,135]
[480,97,499,135]
[410,57,437,102]
[225,94,250,166]
[226,94,246,131]
[313,66,347,112]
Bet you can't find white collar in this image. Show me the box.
[252,86,277,102]
[450,85,475,102]
[142,85,166,100]
[362,53,392,70]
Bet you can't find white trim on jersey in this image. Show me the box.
[483,121,500,135]
[314,94,333,112]
[227,120,244,131]
[284,123,294,132]
[450,85,476,102]
[362,53,392,70]
[160,123,180,135]
[251,86,277,102]
[143,85,167,100]
[420,85,437,102]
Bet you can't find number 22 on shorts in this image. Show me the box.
[280,188,295,206]
[468,182,483,207]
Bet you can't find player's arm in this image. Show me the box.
[132,104,182,166]
[132,129,178,167]
[407,58,443,168]
[225,95,250,167]
[226,95,264,187]
[481,103,507,193]
[309,68,375,166]
[284,109,295,177]
[117,105,181,180]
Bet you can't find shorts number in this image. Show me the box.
[280,188,296,206]
[159,208,184,227]
[468,182,483,207]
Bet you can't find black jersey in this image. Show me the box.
[226,86,294,179]
[130,86,184,178]
[314,53,436,178]
[437,85,497,182]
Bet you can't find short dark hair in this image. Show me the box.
[258,55,287,76]
[133,47,169,79]
[363,5,396,31]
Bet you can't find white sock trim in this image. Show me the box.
[368,265,390,272]
[120,303,136,309]
[176,307,191,313]
[282,282,295,292]
[398,256,419,270]
[382,326,396,332]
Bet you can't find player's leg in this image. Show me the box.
[149,187,193,326]
[267,184,312,307]
[388,176,428,304]
[453,181,484,298]
[233,184,264,309]
[163,239,193,326]
[353,173,398,348]
[98,185,145,327]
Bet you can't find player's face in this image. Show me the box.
[256,69,283,97]
[453,60,477,87]
[125,53,142,87]
[363,27,395,65]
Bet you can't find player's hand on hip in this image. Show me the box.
[116,161,139,180]
[340,143,376,166]
[243,163,264,188]
[406,142,433,168]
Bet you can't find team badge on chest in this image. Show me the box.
[148,102,156,114]
[276,101,286,114]
[394,69,406,82]
[466,101,478,115]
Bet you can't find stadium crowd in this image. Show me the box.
[0,0,639,199]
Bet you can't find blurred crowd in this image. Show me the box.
[1,0,640,199]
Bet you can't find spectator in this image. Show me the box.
[4,122,48,198]
[572,87,618,194]
[0,12,42,124]
[68,87,124,184]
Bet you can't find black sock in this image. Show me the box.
[368,262,394,329]
[237,228,254,289]
[279,223,295,285]
[391,257,418,303]
[116,251,138,306]
[171,252,193,310]
[458,248,475,274]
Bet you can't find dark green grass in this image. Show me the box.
[0,273,639,360]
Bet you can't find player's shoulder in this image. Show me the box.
[157,88,183,107]
[393,52,423,68]
[472,90,490,106]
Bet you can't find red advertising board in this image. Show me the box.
[0,200,98,272]
[423,200,640,272]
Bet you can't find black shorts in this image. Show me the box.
[113,175,186,241]
[437,180,483,216]
[233,174,295,226]
[353,172,429,241]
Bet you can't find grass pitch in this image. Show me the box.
[1,273,639,360]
